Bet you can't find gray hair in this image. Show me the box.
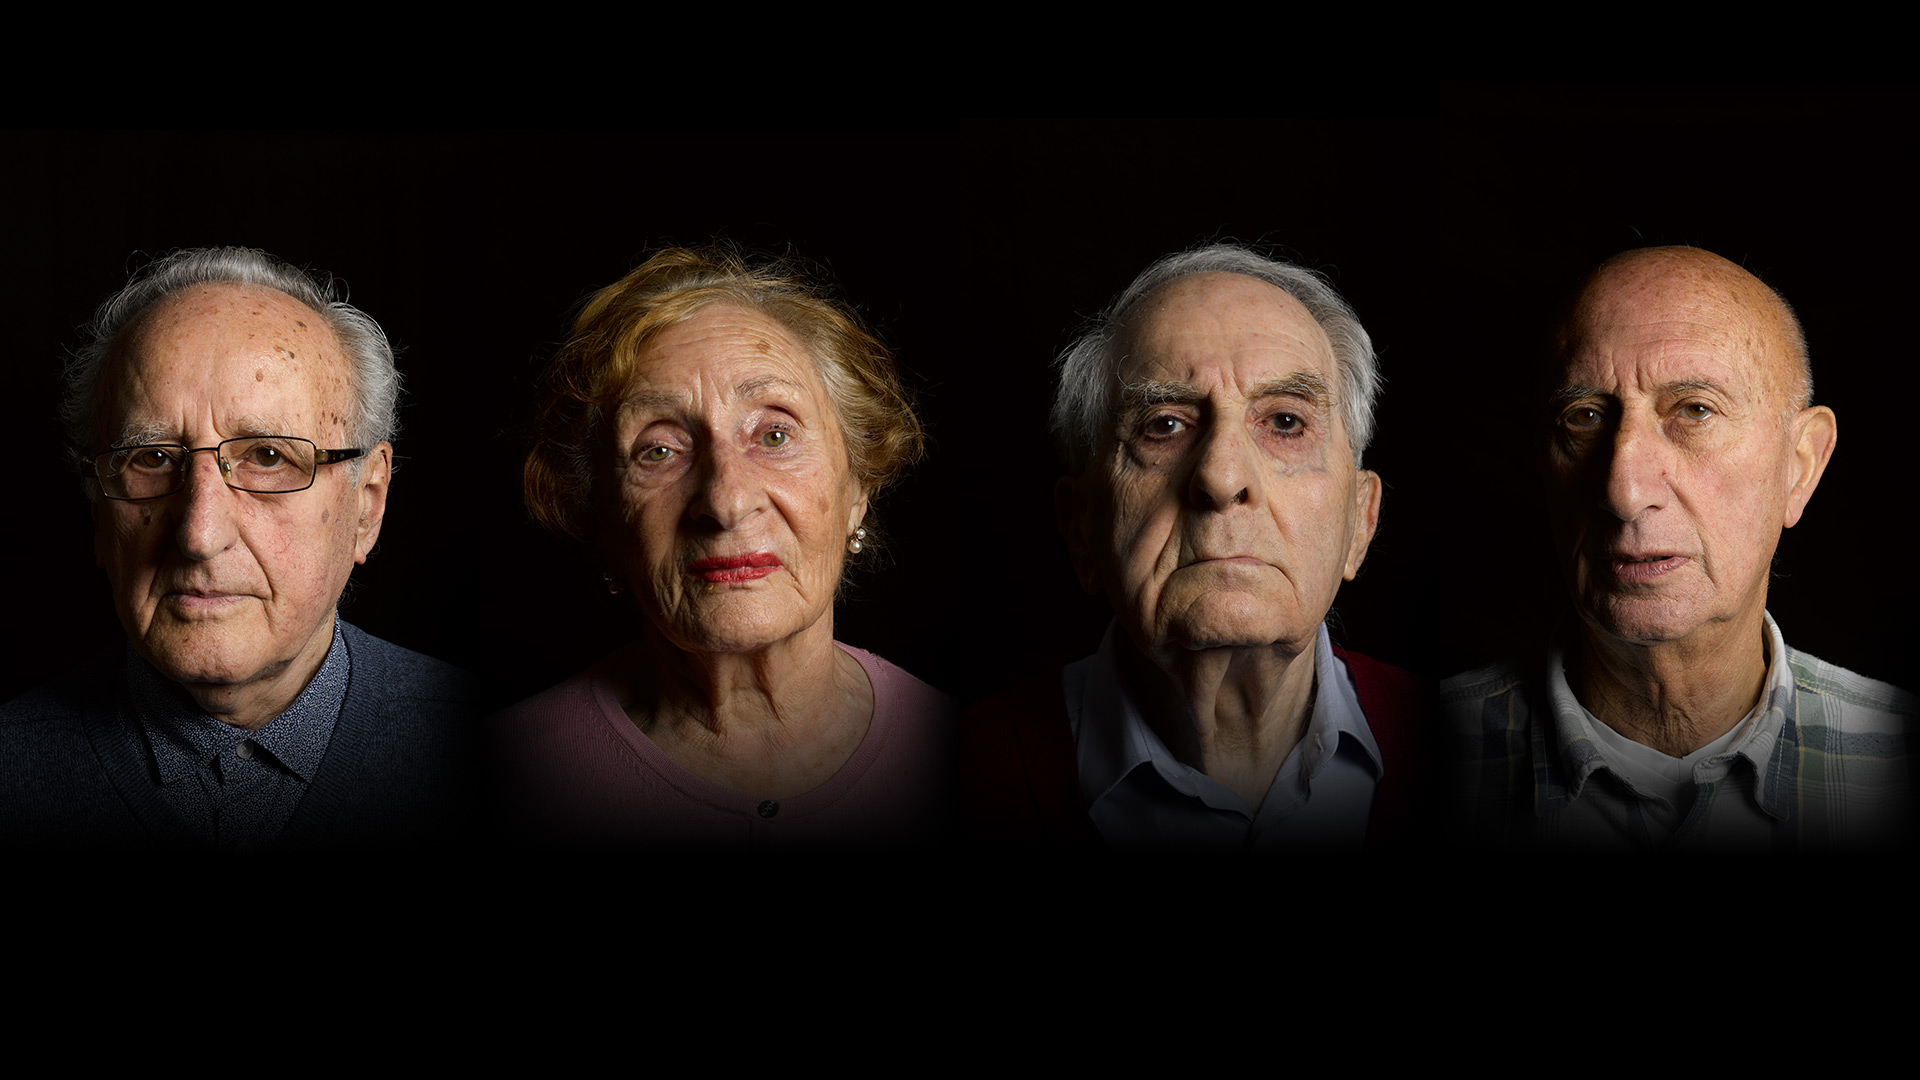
[1050,243,1381,474]
[62,246,401,462]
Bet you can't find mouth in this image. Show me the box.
[689,553,783,583]
[1185,555,1268,569]
[163,588,248,611]
[1603,553,1686,582]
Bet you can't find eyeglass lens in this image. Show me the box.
[97,437,320,498]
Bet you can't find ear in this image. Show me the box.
[1782,406,1837,528]
[845,483,870,536]
[1343,468,1383,580]
[352,441,393,564]
[1054,475,1103,595]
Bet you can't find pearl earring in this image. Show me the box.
[847,526,868,554]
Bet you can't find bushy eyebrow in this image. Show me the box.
[1249,372,1333,410]
[108,414,294,448]
[1117,380,1203,411]
[1117,371,1334,413]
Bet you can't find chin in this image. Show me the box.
[1581,598,1708,647]
[662,610,817,655]
[140,641,270,689]
[1162,604,1313,655]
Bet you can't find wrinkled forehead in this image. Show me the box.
[1116,272,1336,385]
[101,283,351,436]
[622,303,833,407]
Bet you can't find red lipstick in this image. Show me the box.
[690,553,782,583]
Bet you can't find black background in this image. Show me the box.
[6,92,1915,711]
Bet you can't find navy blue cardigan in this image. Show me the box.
[0,621,487,849]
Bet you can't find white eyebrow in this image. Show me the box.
[107,414,299,448]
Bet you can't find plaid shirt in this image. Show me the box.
[1441,614,1914,851]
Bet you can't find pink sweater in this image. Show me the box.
[493,644,957,849]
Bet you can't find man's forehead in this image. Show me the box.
[100,283,351,431]
[1562,249,1795,391]
[1119,272,1335,381]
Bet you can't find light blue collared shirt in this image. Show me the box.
[1065,622,1383,852]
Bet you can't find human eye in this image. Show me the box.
[126,446,180,471]
[1141,413,1189,439]
[1561,405,1605,431]
[1678,402,1714,421]
[1263,411,1306,437]
[758,426,793,449]
[638,444,676,464]
[240,442,288,468]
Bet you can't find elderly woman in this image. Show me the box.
[495,247,954,847]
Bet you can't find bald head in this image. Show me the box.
[1558,247,1811,418]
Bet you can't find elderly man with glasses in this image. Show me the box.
[0,247,484,850]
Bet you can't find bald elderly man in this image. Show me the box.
[963,244,1429,852]
[1443,246,1913,850]
[0,247,484,850]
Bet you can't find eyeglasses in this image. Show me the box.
[85,437,367,501]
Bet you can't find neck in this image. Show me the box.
[613,617,875,798]
[1568,612,1771,757]
[1123,630,1319,810]
[174,611,337,731]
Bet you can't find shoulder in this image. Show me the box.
[1331,647,1433,727]
[0,649,127,763]
[1786,646,1917,721]
[340,622,487,707]
[0,652,119,730]
[837,643,959,730]
[491,665,624,752]
[1438,658,1534,733]
[1439,658,1529,706]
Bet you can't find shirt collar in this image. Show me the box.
[128,620,350,786]
[1074,621,1384,813]
[1540,611,1796,819]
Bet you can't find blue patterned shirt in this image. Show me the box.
[1440,614,1913,851]
[128,621,349,851]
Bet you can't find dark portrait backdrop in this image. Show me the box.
[5,93,1914,714]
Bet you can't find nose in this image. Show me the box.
[1188,420,1258,511]
[1601,414,1670,522]
[174,449,241,560]
[688,446,765,530]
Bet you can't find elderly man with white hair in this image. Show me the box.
[963,243,1429,851]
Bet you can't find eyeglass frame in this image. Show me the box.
[81,436,369,501]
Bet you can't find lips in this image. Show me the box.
[1603,552,1687,583]
[162,587,250,612]
[690,553,783,583]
